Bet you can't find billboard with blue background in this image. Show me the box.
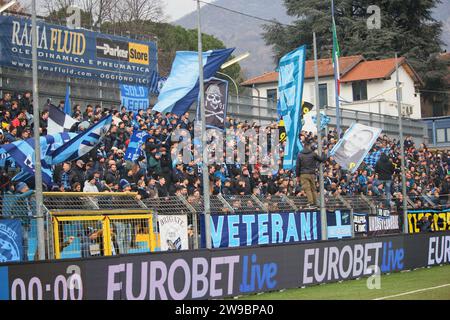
[0,16,157,85]
[200,211,321,248]
[0,220,23,263]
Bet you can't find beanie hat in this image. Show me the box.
[119,179,131,190]
[16,182,28,192]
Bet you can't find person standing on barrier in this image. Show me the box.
[375,153,395,208]
[295,142,327,208]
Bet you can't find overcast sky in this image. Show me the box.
[21,0,213,22]
[164,0,213,22]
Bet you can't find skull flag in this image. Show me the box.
[199,77,229,130]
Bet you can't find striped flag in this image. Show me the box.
[47,105,77,135]
[1,133,76,185]
[50,115,113,164]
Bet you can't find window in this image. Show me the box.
[436,128,446,143]
[266,89,277,102]
[352,81,368,101]
[318,83,328,107]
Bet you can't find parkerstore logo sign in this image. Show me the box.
[96,38,149,65]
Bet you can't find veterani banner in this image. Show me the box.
[200,212,321,248]
[0,232,448,300]
[0,16,157,85]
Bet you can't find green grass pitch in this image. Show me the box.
[237,264,450,300]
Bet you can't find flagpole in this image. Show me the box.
[314,32,327,241]
[32,0,46,260]
[331,0,341,138]
[197,0,212,249]
[395,53,408,233]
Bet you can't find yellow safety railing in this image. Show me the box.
[51,211,158,259]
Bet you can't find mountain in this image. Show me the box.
[174,0,292,78]
[175,0,450,79]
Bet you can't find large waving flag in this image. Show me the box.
[153,48,234,116]
[1,133,76,185]
[50,115,112,164]
[48,105,77,135]
[278,45,307,170]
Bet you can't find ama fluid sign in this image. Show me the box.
[0,16,157,85]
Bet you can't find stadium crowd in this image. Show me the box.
[0,90,449,210]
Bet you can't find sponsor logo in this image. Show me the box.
[96,38,149,65]
[129,42,149,65]
[239,255,277,293]
[302,241,404,284]
[427,236,450,265]
[107,256,240,300]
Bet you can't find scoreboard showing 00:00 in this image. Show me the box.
[0,265,83,300]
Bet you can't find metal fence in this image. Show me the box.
[1,191,449,263]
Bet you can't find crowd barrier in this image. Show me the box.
[0,231,448,300]
[0,192,449,264]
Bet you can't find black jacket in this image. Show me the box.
[295,147,326,176]
[375,154,395,181]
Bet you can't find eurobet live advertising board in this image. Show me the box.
[0,232,448,300]
[0,16,157,85]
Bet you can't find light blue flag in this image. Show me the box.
[125,131,149,162]
[50,115,112,164]
[153,48,234,116]
[1,133,76,185]
[64,85,71,115]
[278,45,307,170]
[312,113,331,131]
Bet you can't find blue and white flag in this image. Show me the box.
[125,131,149,162]
[364,147,390,167]
[47,105,77,135]
[64,84,71,115]
[1,132,76,185]
[153,48,234,116]
[50,115,113,164]
[0,219,23,262]
[120,84,150,112]
[278,45,307,170]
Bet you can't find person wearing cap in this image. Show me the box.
[72,159,86,184]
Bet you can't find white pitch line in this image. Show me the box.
[373,284,450,300]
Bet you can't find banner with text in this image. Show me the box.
[327,210,352,239]
[408,209,450,233]
[0,232,448,300]
[0,16,157,85]
[0,219,23,263]
[158,215,189,251]
[200,211,321,248]
[120,84,150,112]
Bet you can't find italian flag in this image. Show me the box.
[332,16,340,95]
